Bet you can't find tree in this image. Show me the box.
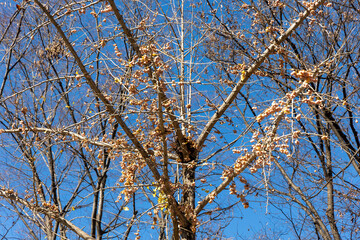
[0,0,359,239]
[202,0,360,239]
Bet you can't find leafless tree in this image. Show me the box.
[1,0,358,240]
[202,0,360,239]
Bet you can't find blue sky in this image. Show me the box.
[1,0,360,239]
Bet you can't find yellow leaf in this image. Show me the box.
[123,207,129,211]
[241,71,246,80]
[283,107,290,114]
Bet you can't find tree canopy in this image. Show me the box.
[0,0,360,239]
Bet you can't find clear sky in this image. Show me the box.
[1,0,359,239]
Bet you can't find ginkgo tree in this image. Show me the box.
[0,0,359,239]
